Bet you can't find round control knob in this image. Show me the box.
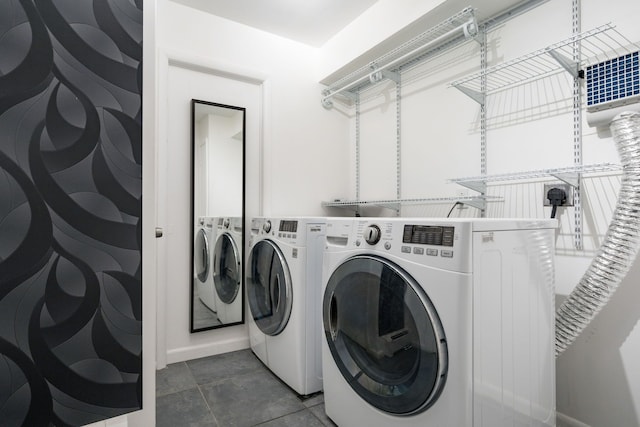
[262,220,272,233]
[223,218,230,229]
[364,225,381,245]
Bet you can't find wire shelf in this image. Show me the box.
[449,162,622,188]
[322,7,477,106]
[450,23,640,99]
[322,195,502,211]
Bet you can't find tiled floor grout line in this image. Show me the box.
[250,407,314,426]
[195,383,220,426]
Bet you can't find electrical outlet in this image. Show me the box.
[543,183,574,207]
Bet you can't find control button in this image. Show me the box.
[427,248,438,256]
[413,247,424,255]
[441,250,454,258]
[384,242,391,250]
[364,225,381,245]
[401,246,411,253]
[263,220,272,233]
[355,240,361,247]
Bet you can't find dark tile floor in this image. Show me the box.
[156,349,337,427]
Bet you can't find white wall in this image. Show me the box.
[159,1,350,217]
[149,0,640,425]
[155,0,351,366]
[207,113,243,217]
[337,0,640,425]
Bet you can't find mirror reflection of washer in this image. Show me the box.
[212,217,243,325]
[246,217,327,395]
[321,218,557,427]
[194,217,217,312]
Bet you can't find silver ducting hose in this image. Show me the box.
[556,111,640,356]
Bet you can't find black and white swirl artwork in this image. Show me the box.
[0,0,143,425]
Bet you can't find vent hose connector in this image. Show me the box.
[556,111,640,356]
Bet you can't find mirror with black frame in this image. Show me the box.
[190,99,245,332]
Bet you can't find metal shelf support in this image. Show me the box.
[547,49,580,78]
[549,172,580,188]
[321,8,478,107]
[453,84,484,105]
[456,180,487,194]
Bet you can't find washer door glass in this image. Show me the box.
[323,255,448,415]
[194,228,210,283]
[213,233,241,304]
[246,240,293,336]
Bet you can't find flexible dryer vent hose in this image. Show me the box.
[556,111,640,356]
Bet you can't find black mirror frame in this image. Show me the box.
[189,99,246,333]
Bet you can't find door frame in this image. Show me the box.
[156,49,270,368]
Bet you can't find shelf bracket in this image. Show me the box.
[452,84,485,105]
[369,63,400,84]
[320,202,361,213]
[376,202,401,212]
[455,180,487,194]
[321,89,334,109]
[546,49,580,78]
[321,88,357,109]
[549,172,579,188]
[459,197,486,210]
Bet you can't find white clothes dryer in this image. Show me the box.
[247,217,268,365]
[246,217,327,395]
[212,217,243,325]
[321,217,557,427]
[194,216,216,312]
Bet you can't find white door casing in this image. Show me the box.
[156,50,268,367]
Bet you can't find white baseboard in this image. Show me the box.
[165,336,250,365]
[82,415,128,427]
[557,411,591,427]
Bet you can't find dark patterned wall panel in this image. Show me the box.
[0,0,143,425]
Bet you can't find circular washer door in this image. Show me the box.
[213,233,241,304]
[194,228,210,283]
[323,254,448,416]
[246,240,293,336]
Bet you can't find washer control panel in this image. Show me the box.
[402,225,454,246]
[355,221,458,260]
[258,219,302,243]
[348,219,473,272]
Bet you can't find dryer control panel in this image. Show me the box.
[402,225,455,247]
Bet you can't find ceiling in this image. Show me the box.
[170,0,379,47]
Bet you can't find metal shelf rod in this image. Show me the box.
[322,19,477,105]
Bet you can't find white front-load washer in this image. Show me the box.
[321,217,556,427]
[194,216,216,312]
[246,217,327,395]
[212,217,243,325]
